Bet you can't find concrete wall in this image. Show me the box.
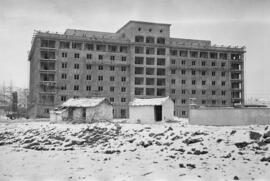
[85,103,113,122]
[162,99,174,121]
[189,107,270,126]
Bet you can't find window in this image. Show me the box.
[110,87,114,92]
[202,90,206,95]
[171,59,176,64]
[202,80,206,85]
[146,57,155,65]
[192,90,196,94]
[110,66,115,71]
[219,53,227,60]
[181,70,186,75]
[120,46,128,53]
[135,87,144,95]
[191,70,196,75]
[200,52,208,58]
[135,67,144,74]
[180,50,188,57]
[146,78,155,85]
[181,79,186,84]
[86,86,91,91]
[146,47,155,55]
[212,81,216,86]
[98,76,103,81]
[157,68,165,75]
[135,77,144,85]
[98,65,103,70]
[74,53,80,58]
[86,75,91,80]
[110,76,114,81]
[135,57,144,64]
[222,91,226,95]
[157,48,166,55]
[210,52,218,59]
[212,71,216,76]
[74,74,79,80]
[157,78,165,86]
[212,61,216,66]
[170,49,178,56]
[157,37,165,44]
[222,100,226,105]
[74,85,79,91]
[74,64,79,69]
[121,66,126,72]
[202,100,206,104]
[157,58,165,65]
[62,62,67,68]
[98,86,103,91]
[108,45,117,52]
[192,61,196,66]
[171,89,176,94]
[135,36,144,42]
[41,39,56,48]
[221,72,226,77]
[110,97,114,103]
[121,98,126,103]
[157,88,165,96]
[171,79,175,84]
[62,52,67,58]
[171,69,176,74]
[121,87,126,92]
[182,89,186,94]
[182,111,186,116]
[146,68,155,75]
[61,85,66,90]
[221,62,226,67]
[146,88,155,95]
[146,36,155,43]
[61,73,67,79]
[190,51,198,58]
[59,41,70,49]
[96,44,106,52]
[87,54,92,59]
[72,42,82,50]
[212,100,216,105]
[201,61,206,66]
[61,95,67,101]
[135,46,144,54]
[98,55,103,60]
[212,91,216,95]
[86,64,91,70]
[221,81,226,86]
[202,71,206,76]
[121,77,126,82]
[122,56,126,61]
[110,56,115,61]
[120,109,126,118]
[181,99,186,104]
[85,43,94,51]
[192,80,196,85]
[181,60,186,65]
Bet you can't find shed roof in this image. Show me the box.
[129,97,171,106]
[62,97,111,108]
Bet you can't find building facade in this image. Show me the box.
[28,20,245,118]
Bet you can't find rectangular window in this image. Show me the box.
[192,90,196,94]
[157,88,165,96]
[181,70,186,75]
[212,100,216,105]
[62,62,67,68]
[135,77,144,85]
[181,79,186,84]
[202,90,206,95]
[192,61,196,66]
[135,87,144,95]
[61,95,67,101]
[146,36,155,43]
[87,54,92,59]
[192,80,196,85]
[146,88,155,96]
[86,85,91,91]
[146,68,155,75]
[202,80,206,85]
[202,100,206,104]
[98,55,103,60]
[86,64,91,70]
[135,46,144,54]
[74,64,79,69]
[121,66,126,72]
[122,56,126,61]
[182,89,186,94]
[110,76,115,81]
[110,97,114,103]
[179,50,188,57]
[98,86,103,92]
[157,78,165,86]
[120,46,128,53]
[212,61,216,66]
[74,85,79,91]
[212,71,216,76]
[171,69,176,74]
[146,78,155,85]
[146,47,155,55]
[74,53,80,58]
[74,74,79,80]
[212,91,216,95]
[157,37,165,44]
[222,91,226,95]
[157,68,165,75]
[108,45,117,52]
[190,51,198,58]
[135,57,144,64]
[171,79,175,84]
[96,44,106,52]
[121,87,126,92]
[98,75,103,81]
[41,39,56,48]
[202,71,206,76]
[221,72,226,76]
[61,73,67,79]
[62,52,67,58]
[171,59,176,65]
[110,87,114,92]
[222,81,226,86]
[135,67,144,74]
[85,43,94,51]
[157,48,166,55]
[201,61,206,66]
[121,98,126,103]
[200,52,208,58]
[135,36,144,42]
[157,58,165,65]
[170,49,178,56]
[110,56,115,61]
[86,75,91,80]
[181,99,186,104]
[121,77,126,82]
[110,66,115,71]
[146,57,155,65]
[212,81,216,85]
[222,100,226,105]
[181,60,186,65]
[191,70,196,75]
[72,42,82,50]
[59,41,70,49]
[98,65,103,70]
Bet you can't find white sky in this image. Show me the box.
[0,0,270,99]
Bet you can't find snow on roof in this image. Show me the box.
[62,97,110,108]
[129,97,170,106]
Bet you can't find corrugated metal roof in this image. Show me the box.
[129,97,170,106]
[62,97,110,108]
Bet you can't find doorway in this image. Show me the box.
[82,108,86,120]
[68,108,73,120]
[154,105,162,121]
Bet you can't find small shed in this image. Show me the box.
[129,96,174,124]
[50,97,113,123]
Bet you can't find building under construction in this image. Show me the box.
[27,20,245,118]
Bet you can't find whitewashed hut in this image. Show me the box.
[50,97,113,123]
[129,96,174,124]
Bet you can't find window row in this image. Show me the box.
[172,99,227,105]
[61,74,127,82]
[173,79,227,86]
[135,87,166,96]
[135,36,165,44]
[170,89,227,96]
[171,59,227,67]
[170,49,243,60]
[61,52,127,61]
[135,46,166,55]
[61,63,128,72]
[173,69,227,76]
[135,67,166,75]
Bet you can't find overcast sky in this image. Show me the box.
[0,0,270,99]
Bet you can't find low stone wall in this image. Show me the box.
[189,107,270,126]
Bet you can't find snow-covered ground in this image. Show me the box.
[0,119,270,181]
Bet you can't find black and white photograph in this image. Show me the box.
[0,0,270,180]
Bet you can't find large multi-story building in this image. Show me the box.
[28,20,245,118]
